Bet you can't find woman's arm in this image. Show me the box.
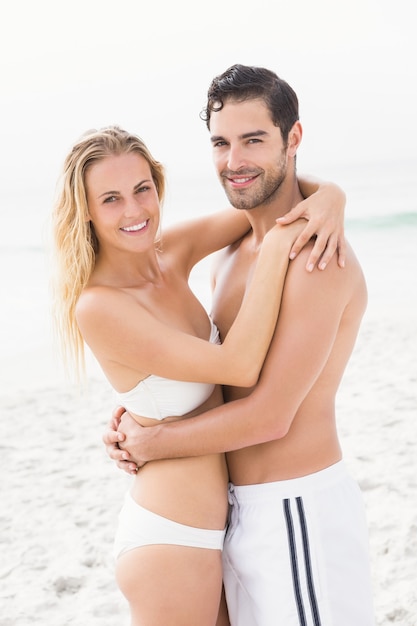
[76,220,304,389]
[164,209,250,271]
[166,175,346,272]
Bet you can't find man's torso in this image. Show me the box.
[211,235,367,485]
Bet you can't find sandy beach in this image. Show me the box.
[1,218,417,626]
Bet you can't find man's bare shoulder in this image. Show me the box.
[291,239,363,281]
[281,240,367,319]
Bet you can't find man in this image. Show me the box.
[105,65,375,625]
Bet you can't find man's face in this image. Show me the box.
[209,98,291,210]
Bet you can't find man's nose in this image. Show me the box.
[226,145,246,172]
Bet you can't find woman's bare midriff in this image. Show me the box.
[129,385,229,530]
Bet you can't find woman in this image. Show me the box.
[52,125,344,626]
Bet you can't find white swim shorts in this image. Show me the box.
[223,461,375,626]
[113,491,226,559]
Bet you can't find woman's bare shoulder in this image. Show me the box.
[75,284,137,325]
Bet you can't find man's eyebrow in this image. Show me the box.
[210,135,224,144]
[241,130,268,140]
[210,129,268,144]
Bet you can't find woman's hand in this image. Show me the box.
[278,181,346,271]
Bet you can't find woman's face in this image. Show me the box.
[85,152,161,254]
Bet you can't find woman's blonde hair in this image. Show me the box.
[51,125,165,378]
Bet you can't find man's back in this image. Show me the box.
[211,234,367,485]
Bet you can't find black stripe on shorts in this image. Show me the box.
[283,497,321,626]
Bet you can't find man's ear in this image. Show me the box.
[287,121,302,157]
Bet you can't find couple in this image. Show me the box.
[53,64,375,625]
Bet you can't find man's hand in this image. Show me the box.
[278,181,346,272]
[117,411,153,471]
[102,406,139,475]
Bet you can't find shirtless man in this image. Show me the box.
[105,64,375,625]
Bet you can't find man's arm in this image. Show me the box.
[103,406,139,475]
[109,247,361,467]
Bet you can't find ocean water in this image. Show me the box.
[1,158,416,393]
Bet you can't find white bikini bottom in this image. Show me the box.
[113,491,226,559]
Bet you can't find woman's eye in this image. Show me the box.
[103,195,117,204]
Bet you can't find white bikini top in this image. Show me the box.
[113,319,220,420]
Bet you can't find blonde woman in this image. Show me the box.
[52,125,345,626]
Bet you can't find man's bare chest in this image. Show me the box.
[211,247,257,340]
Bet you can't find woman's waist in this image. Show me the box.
[130,455,229,528]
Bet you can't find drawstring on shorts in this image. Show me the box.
[226,483,239,540]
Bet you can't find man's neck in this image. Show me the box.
[245,179,304,245]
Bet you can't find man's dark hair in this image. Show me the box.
[200,64,299,143]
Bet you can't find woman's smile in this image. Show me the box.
[120,219,149,233]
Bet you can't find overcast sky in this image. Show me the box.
[1,0,416,206]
